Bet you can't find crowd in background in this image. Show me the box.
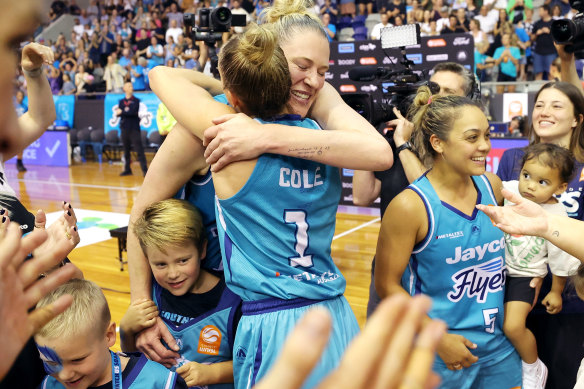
[13,0,578,98]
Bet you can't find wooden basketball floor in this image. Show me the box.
[10,159,381,351]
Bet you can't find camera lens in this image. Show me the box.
[216,8,230,22]
[551,19,575,43]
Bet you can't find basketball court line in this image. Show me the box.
[15,178,140,191]
[333,217,381,241]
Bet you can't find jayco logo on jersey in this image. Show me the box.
[448,257,505,303]
[445,237,505,264]
[436,231,464,240]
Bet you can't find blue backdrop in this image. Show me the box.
[104,92,160,136]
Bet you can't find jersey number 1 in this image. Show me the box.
[284,210,314,268]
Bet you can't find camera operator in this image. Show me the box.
[352,62,476,317]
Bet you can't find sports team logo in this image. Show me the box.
[198,325,222,355]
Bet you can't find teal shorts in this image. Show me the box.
[435,348,522,389]
[233,295,359,389]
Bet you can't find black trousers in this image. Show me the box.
[121,127,147,173]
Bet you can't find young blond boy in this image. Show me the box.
[34,279,188,389]
[122,199,241,388]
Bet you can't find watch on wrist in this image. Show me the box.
[396,141,413,154]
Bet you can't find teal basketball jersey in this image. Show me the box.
[152,282,240,389]
[177,169,222,272]
[215,115,344,301]
[402,174,515,363]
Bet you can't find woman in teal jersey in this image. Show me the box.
[127,0,392,370]
[147,18,365,387]
[375,86,522,389]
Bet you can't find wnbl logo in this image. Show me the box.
[448,257,505,303]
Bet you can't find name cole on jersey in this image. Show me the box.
[279,166,324,189]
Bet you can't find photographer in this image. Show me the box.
[352,62,477,317]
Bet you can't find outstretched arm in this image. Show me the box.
[556,43,584,95]
[0,223,78,380]
[477,189,584,261]
[9,43,56,160]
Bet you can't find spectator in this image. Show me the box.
[319,0,339,25]
[74,64,93,94]
[456,8,470,31]
[551,3,564,18]
[387,0,407,24]
[165,19,183,43]
[165,3,183,28]
[47,66,62,95]
[112,33,125,58]
[88,33,101,65]
[146,36,164,66]
[507,0,531,23]
[358,0,374,16]
[135,28,151,56]
[475,4,498,43]
[181,36,200,70]
[104,54,126,93]
[475,40,495,81]
[164,35,176,64]
[530,5,557,80]
[493,31,522,93]
[118,47,133,69]
[150,11,166,42]
[339,0,356,17]
[87,0,100,21]
[131,57,147,91]
[470,18,488,46]
[393,14,404,26]
[119,20,132,40]
[50,0,67,19]
[111,8,124,27]
[59,57,77,81]
[79,9,91,25]
[420,9,433,35]
[230,0,250,35]
[515,20,532,81]
[321,13,336,42]
[442,13,467,33]
[72,18,85,37]
[549,56,562,81]
[60,73,77,95]
[98,24,115,65]
[371,12,393,40]
[69,0,81,15]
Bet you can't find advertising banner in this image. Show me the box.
[104,92,160,136]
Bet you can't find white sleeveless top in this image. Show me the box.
[0,156,17,197]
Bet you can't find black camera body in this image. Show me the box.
[343,51,435,127]
[184,7,247,44]
[551,0,584,58]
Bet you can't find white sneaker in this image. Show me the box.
[522,359,548,389]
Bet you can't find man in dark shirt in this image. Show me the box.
[115,82,148,176]
[530,5,557,80]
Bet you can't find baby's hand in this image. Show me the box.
[542,291,563,314]
[176,361,205,387]
[121,299,159,334]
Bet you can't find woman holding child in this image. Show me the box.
[497,77,584,388]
